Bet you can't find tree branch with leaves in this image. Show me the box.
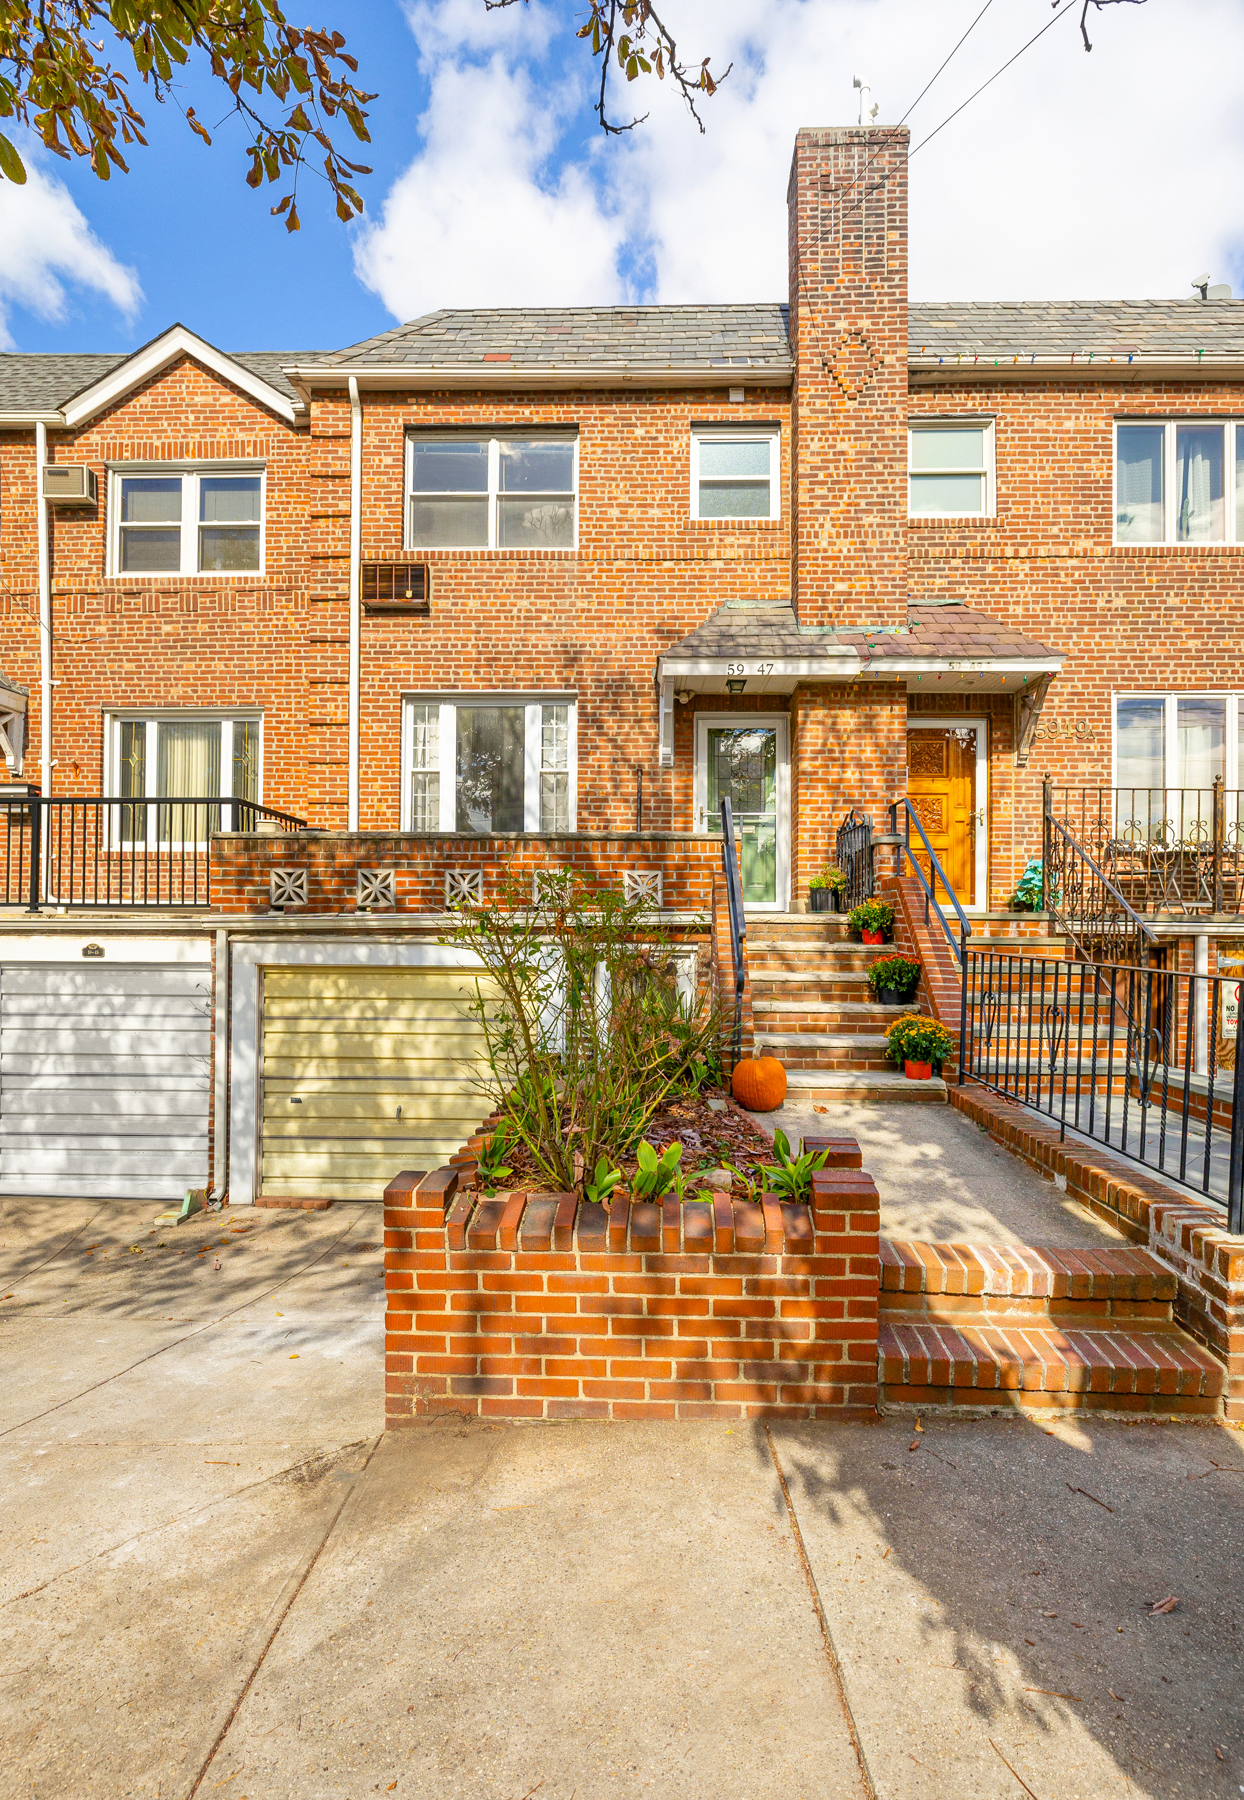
[0,1,373,230]
[485,0,728,134]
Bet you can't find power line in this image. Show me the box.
[910,0,1079,158]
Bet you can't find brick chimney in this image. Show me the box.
[787,126,909,629]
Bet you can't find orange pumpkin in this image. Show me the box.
[731,1050,787,1112]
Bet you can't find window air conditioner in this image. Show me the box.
[42,465,98,506]
[361,562,430,614]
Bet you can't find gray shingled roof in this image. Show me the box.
[661,600,1061,665]
[0,348,318,414]
[323,306,794,371]
[909,299,1244,364]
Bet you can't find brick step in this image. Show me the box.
[748,971,880,995]
[754,1005,911,1032]
[879,1319,1224,1416]
[880,1238,1177,1321]
[784,1069,948,1103]
[970,935,1070,953]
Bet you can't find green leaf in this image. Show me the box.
[0,132,28,184]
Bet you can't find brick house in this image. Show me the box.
[0,122,1242,1203]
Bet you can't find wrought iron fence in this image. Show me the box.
[1,796,306,909]
[834,808,874,909]
[1043,805,1159,969]
[720,797,747,1066]
[1046,780,1244,916]
[962,947,1244,1230]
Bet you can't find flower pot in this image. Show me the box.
[878,983,918,1007]
[810,887,831,913]
[862,927,885,945]
[830,889,845,912]
[904,1058,933,1081]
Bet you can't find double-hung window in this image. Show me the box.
[691,428,780,520]
[406,434,577,550]
[1115,421,1244,544]
[110,468,264,575]
[908,422,995,516]
[107,713,261,843]
[402,698,575,834]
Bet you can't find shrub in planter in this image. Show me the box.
[809,866,849,913]
[884,1012,955,1079]
[867,954,922,1006]
[847,899,895,944]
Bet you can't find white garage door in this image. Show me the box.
[0,963,211,1199]
[260,966,498,1202]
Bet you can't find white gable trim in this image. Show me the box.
[60,326,297,428]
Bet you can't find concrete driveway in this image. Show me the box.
[2,1195,1242,1800]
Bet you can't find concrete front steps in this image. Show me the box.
[748,915,948,1103]
[878,1238,1225,1417]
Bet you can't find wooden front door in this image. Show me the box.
[906,728,978,905]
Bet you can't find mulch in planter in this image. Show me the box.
[495,1087,777,1195]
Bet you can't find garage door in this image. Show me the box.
[0,963,211,1199]
[259,966,499,1202]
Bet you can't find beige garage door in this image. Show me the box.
[260,966,499,1202]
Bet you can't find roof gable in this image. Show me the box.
[58,325,300,427]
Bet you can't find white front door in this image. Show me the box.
[695,714,790,912]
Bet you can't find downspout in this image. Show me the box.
[35,421,51,800]
[347,376,362,831]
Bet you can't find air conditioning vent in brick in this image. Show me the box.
[361,562,430,613]
[41,465,97,507]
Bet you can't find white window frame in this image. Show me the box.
[104,709,264,846]
[107,464,267,578]
[1113,420,1244,547]
[690,426,781,522]
[400,695,578,833]
[1111,692,1242,791]
[907,418,996,519]
[404,433,579,553]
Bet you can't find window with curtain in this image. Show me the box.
[402,698,577,833]
[109,716,262,840]
[112,470,264,575]
[1115,423,1244,545]
[1115,695,1241,840]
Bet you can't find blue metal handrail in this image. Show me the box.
[720,797,747,1066]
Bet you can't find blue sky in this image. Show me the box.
[2,0,1243,355]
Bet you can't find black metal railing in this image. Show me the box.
[1,795,306,910]
[720,797,747,1066]
[1043,782,1160,968]
[834,808,875,909]
[891,797,973,969]
[962,947,1243,1230]
[1046,780,1244,916]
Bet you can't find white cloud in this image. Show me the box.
[361,0,1244,319]
[0,153,141,348]
[353,0,629,317]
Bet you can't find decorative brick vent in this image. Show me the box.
[269,866,308,909]
[623,869,663,906]
[356,867,396,910]
[445,868,484,908]
[531,868,568,905]
[384,1138,880,1424]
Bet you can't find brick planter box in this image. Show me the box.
[384,1143,880,1425]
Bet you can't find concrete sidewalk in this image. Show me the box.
[2,1196,1242,1799]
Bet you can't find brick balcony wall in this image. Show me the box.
[383,1144,880,1425]
[209,828,726,916]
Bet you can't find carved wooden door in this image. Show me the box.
[906,728,978,905]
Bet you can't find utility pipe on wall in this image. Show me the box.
[347,376,362,831]
[35,421,51,799]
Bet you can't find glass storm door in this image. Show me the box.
[698,718,788,910]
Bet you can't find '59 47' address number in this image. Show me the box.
[726,662,775,676]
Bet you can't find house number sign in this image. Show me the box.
[82,943,105,957]
[725,662,776,676]
[1032,717,1097,744]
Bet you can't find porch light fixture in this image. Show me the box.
[726,678,747,694]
